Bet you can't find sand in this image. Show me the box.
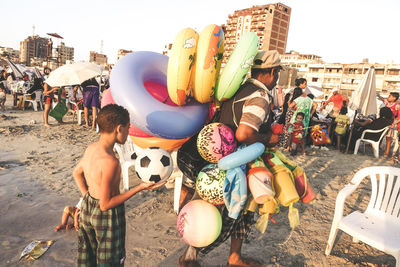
[0,96,396,267]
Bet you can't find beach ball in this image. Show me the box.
[177,200,222,247]
[135,147,173,183]
[197,123,237,163]
[196,164,226,205]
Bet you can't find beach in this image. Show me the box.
[0,96,396,267]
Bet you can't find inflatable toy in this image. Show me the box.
[215,32,259,101]
[196,164,226,205]
[193,24,224,103]
[218,142,265,170]
[130,136,190,151]
[293,166,316,204]
[270,165,299,206]
[177,200,222,247]
[247,167,275,204]
[101,89,152,137]
[197,123,237,163]
[110,51,208,139]
[167,28,199,106]
[135,147,173,183]
[310,124,331,146]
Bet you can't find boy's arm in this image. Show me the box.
[99,159,158,211]
[73,160,88,196]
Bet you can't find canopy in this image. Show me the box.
[349,66,377,116]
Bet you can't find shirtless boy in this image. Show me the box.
[73,104,163,266]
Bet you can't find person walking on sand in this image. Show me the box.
[179,50,282,267]
[73,104,164,266]
[81,78,100,129]
[43,82,59,127]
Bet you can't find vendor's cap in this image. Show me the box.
[252,50,282,69]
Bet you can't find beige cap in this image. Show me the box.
[252,50,282,69]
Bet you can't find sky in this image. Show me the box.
[1,0,400,65]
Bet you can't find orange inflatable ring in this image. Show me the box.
[130,136,190,151]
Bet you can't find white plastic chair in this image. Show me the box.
[325,166,400,266]
[354,126,389,158]
[114,137,136,192]
[23,90,43,111]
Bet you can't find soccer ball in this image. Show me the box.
[134,147,173,183]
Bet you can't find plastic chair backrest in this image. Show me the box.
[360,126,389,142]
[118,137,135,162]
[352,166,400,221]
[34,90,43,102]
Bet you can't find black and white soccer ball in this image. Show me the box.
[134,147,173,183]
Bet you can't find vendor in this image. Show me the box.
[179,50,282,267]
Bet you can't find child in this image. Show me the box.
[334,107,350,151]
[290,112,305,155]
[54,198,83,232]
[0,85,6,111]
[73,104,164,266]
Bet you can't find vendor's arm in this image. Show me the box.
[236,124,277,147]
[98,159,160,211]
[320,96,332,111]
[73,160,88,196]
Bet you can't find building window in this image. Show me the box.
[312,77,318,82]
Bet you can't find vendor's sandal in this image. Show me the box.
[226,258,262,267]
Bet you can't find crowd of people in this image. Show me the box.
[0,65,109,129]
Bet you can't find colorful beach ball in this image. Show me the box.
[135,147,173,183]
[177,200,222,247]
[197,123,237,163]
[196,164,226,205]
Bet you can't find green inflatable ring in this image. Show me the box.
[215,32,259,101]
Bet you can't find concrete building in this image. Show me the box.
[19,35,48,66]
[117,49,132,61]
[280,50,400,97]
[224,2,291,63]
[57,42,74,64]
[0,47,20,63]
[89,51,107,66]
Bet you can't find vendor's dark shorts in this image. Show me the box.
[198,207,255,255]
[83,86,100,108]
[43,95,53,105]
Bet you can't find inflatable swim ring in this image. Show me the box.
[130,135,190,151]
[110,51,208,139]
[193,25,224,103]
[215,32,259,101]
[167,28,199,106]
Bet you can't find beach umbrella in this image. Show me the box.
[345,66,377,153]
[305,85,323,98]
[45,62,103,87]
[349,66,377,116]
[6,58,24,79]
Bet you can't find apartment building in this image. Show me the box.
[57,42,74,64]
[224,3,291,63]
[19,35,48,66]
[280,50,400,97]
[117,49,132,61]
[89,51,108,66]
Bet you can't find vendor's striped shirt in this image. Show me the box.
[239,78,271,132]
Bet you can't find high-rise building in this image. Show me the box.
[57,42,74,64]
[224,3,291,63]
[89,51,107,66]
[117,49,132,61]
[19,35,48,66]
